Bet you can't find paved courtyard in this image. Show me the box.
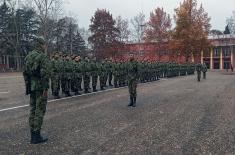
[0,71,235,154]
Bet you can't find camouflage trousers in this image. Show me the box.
[92,75,98,87]
[203,72,206,79]
[29,91,47,132]
[128,79,137,98]
[100,74,107,88]
[197,72,201,81]
[83,74,90,89]
[113,74,119,87]
[61,78,71,94]
[51,76,60,96]
[72,76,82,92]
[108,72,113,85]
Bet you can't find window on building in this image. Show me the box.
[139,51,144,56]
[214,48,220,57]
[129,52,134,56]
[223,47,231,57]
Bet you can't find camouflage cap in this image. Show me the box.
[34,36,46,45]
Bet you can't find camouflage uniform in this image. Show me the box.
[196,64,202,82]
[82,58,91,93]
[61,56,73,96]
[51,53,62,99]
[73,56,83,95]
[23,39,50,144]
[202,63,207,79]
[99,61,108,90]
[112,62,119,88]
[90,59,98,92]
[107,60,113,86]
[127,58,138,107]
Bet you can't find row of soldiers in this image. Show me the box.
[50,53,196,99]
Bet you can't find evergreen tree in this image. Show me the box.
[89,9,120,59]
[72,30,86,55]
[224,25,230,34]
[0,0,13,55]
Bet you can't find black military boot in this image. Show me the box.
[65,92,71,97]
[128,97,133,107]
[132,97,136,107]
[31,130,48,144]
[84,88,91,93]
[30,130,36,144]
[93,86,97,92]
[54,92,60,99]
[74,91,81,95]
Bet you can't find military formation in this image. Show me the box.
[23,37,201,145]
[50,54,196,99]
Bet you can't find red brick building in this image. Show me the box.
[109,34,235,70]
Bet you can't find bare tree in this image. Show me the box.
[130,12,146,43]
[32,0,64,54]
[227,11,235,34]
[116,15,130,43]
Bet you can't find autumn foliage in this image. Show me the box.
[144,7,171,43]
[172,0,211,62]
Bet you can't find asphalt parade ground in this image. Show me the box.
[0,71,235,154]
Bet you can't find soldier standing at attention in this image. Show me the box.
[99,60,107,90]
[23,37,51,144]
[90,57,98,92]
[127,55,139,107]
[73,56,82,95]
[196,63,202,82]
[62,54,73,97]
[83,57,92,93]
[51,52,62,99]
[107,59,113,86]
[202,63,207,79]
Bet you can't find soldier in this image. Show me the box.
[107,59,113,86]
[51,52,62,99]
[99,60,108,90]
[90,57,98,92]
[112,60,120,88]
[202,63,207,79]
[196,63,202,82]
[61,54,73,97]
[127,55,139,107]
[73,56,82,95]
[23,37,50,144]
[82,57,91,93]
[70,55,76,93]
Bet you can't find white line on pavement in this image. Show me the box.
[0,87,126,112]
[0,76,22,79]
[0,105,29,112]
[0,79,163,112]
[0,91,9,94]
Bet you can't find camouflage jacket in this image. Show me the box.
[23,50,51,94]
[127,60,138,81]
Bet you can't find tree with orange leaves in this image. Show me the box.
[172,0,211,62]
[144,7,172,61]
[144,7,171,42]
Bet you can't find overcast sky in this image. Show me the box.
[64,0,234,31]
